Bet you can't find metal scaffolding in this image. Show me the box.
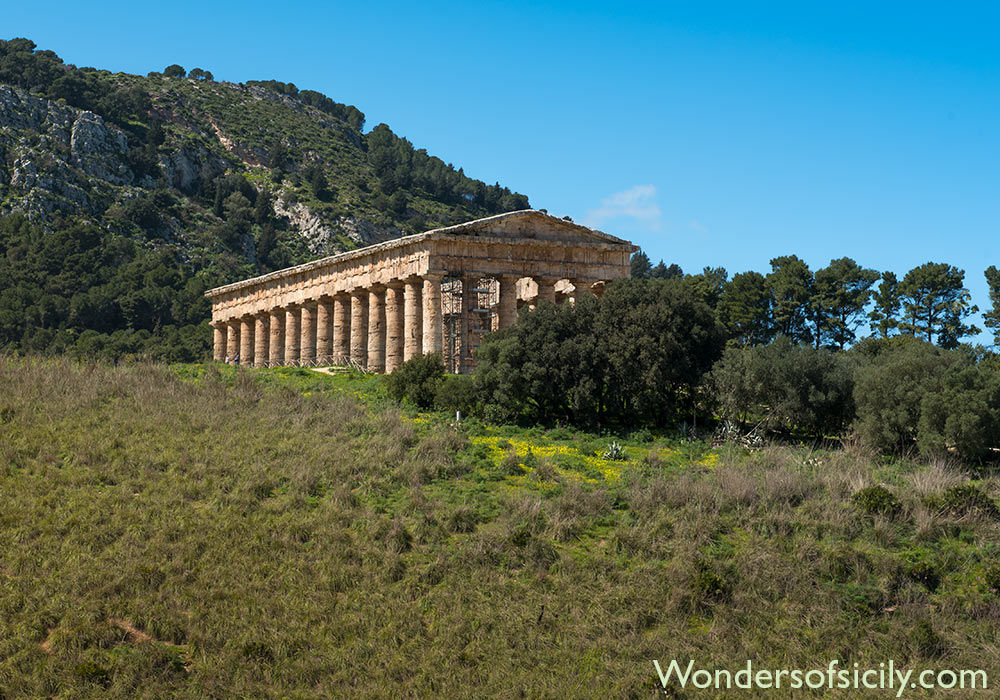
[441,274,498,373]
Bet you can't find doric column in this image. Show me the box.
[316,297,333,364]
[384,282,404,373]
[300,302,316,366]
[367,286,386,373]
[403,277,423,361]
[226,320,240,363]
[212,323,226,362]
[461,275,478,374]
[269,309,285,366]
[350,291,368,367]
[254,314,269,368]
[333,294,350,364]
[422,274,443,358]
[284,305,300,366]
[498,274,519,329]
[535,277,559,306]
[239,317,254,367]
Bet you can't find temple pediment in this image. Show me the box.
[427,209,630,247]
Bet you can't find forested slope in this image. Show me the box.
[0,38,530,360]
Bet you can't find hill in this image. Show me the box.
[1,357,999,697]
[0,38,530,360]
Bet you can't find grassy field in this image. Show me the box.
[2,358,999,698]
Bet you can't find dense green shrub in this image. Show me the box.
[475,278,724,429]
[709,335,856,436]
[384,353,444,408]
[852,485,902,518]
[938,484,1000,519]
[434,374,477,415]
[984,564,1000,595]
[852,338,1000,460]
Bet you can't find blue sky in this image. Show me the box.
[7,1,999,341]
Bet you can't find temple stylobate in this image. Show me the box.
[205,209,637,373]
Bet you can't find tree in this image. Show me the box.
[475,279,724,428]
[868,271,901,338]
[163,64,186,78]
[985,266,1000,346]
[188,68,214,81]
[630,251,651,279]
[717,271,772,346]
[304,165,331,202]
[898,263,979,348]
[811,257,879,348]
[650,261,683,279]
[710,335,856,436]
[685,266,728,308]
[853,338,1000,461]
[765,255,813,344]
[595,279,724,427]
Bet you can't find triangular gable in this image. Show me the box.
[426,210,632,247]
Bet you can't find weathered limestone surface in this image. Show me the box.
[206,210,635,372]
[226,322,239,362]
[333,295,350,364]
[213,325,225,362]
[403,278,422,362]
[367,287,386,373]
[498,275,518,329]
[285,306,300,365]
[254,315,268,368]
[422,275,443,357]
[300,304,316,365]
[269,309,285,366]
[384,283,404,373]
[316,299,333,362]
[350,292,368,367]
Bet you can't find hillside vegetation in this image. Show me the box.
[2,357,1000,697]
[0,37,529,360]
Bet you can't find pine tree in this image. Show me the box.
[898,262,979,348]
[630,251,652,279]
[766,255,813,344]
[868,271,900,338]
[717,271,772,345]
[985,266,1000,346]
[812,257,879,348]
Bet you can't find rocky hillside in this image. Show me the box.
[0,38,530,360]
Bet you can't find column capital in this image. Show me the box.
[385,279,405,290]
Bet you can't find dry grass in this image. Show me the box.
[2,357,1000,698]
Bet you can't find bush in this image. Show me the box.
[475,278,724,429]
[910,619,946,658]
[448,505,479,533]
[939,484,1000,519]
[852,485,902,518]
[385,353,444,408]
[434,374,477,416]
[984,564,1000,595]
[709,335,856,437]
[853,338,1000,461]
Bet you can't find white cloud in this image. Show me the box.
[584,184,661,230]
[688,219,707,234]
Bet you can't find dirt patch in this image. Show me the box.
[109,617,155,644]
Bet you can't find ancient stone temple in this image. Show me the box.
[205,209,636,373]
